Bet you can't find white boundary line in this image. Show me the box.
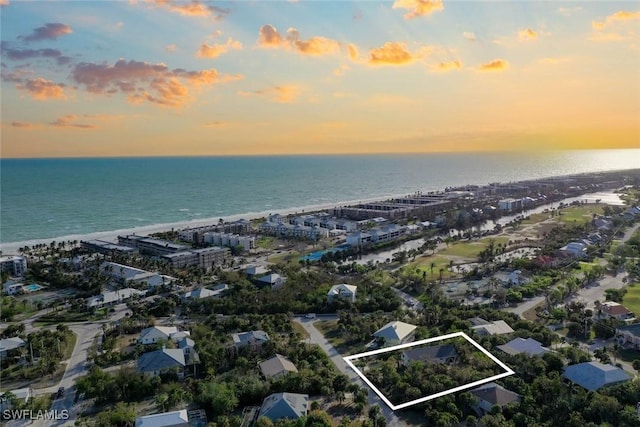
[343,331,515,410]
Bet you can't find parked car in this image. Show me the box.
[56,387,65,398]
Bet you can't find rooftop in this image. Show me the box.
[563,362,632,391]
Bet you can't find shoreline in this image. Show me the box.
[2,168,637,255]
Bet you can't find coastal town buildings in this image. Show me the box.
[202,232,255,251]
[0,255,27,277]
[81,239,138,255]
[178,220,252,243]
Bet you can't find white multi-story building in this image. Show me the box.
[0,256,27,277]
[259,222,329,240]
[202,232,255,251]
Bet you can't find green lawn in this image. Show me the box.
[291,322,310,340]
[623,284,640,317]
[439,236,510,260]
[314,320,365,356]
[557,205,604,225]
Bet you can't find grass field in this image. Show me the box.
[439,236,510,260]
[557,205,604,225]
[623,284,640,317]
[314,320,365,356]
[291,321,310,340]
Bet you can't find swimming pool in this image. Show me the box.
[24,284,43,292]
[301,245,351,262]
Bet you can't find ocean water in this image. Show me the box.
[1,150,639,246]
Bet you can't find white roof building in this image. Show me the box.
[327,284,357,303]
[135,410,189,427]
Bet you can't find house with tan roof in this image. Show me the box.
[373,321,416,347]
[259,354,298,379]
[470,383,520,416]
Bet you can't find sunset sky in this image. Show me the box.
[1,0,639,158]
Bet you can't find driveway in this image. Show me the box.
[293,317,405,426]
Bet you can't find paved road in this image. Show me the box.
[506,296,545,318]
[391,287,424,311]
[293,317,405,426]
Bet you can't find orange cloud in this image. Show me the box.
[258,24,285,48]
[143,0,229,19]
[477,59,509,72]
[286,28,340,55]
[0,0,9,6]
[369,42,419,66]
[392,0,443,19]
[238,85,300,103]
[22,23,72,42]
[50,115,96,129]
[18,78,66,100]
[71,59,242,108]
[196,38,242,58]
[431,60,462,72]
[593,11,640,30]
[165,44,177,52]
[347,44,359,61]
[518,28,538,41]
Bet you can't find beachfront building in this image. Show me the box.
[178,219,252,243]
[202,232,255,251]
[345,224,406,247]
[331,194,451,221]
[118,235,188,256]
[161,247,230,271]
[81,239,138,255]
[258,221,329,240]
[100,262,173,288]
[0,256,27,277]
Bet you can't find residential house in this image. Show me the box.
[138,326,189,345]
[373,321,417,347]
[137,348,186,379]
[496,338,550,357]
[183,284,229,301]
[562,361,632,391]
[327,284,357,303]
[401,344,459,366]
[256,274,286,289]
[0,337,27,358]
[616,323,640,348]
[232,331,270,348]
[470,383,520,416]
[100,261,172,288]
[135,410,189,427]
[2,280,24,295]
[258,393,309,422]
[259,354,298,380]
[471,320,514,336]
[0,388,33,411]
[624,206,640,220]
[244,266,269,277]
[596,301,635,321]
[559,241,588,258]
[86,288,146,309]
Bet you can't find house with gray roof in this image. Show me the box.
[135,409,189,427]
[244,265,269,277]
[137,348,186,379]
[496,338,550,357]
[562,362,632,391]
[258,392,308,421]
[470,383,520,416]
[256,273,286,289]
[401,344,458,366]
[232,330,270,348]
[373,321,416,347]
[138,326,189,345]
[259,354,298,379]
[0,337,26,358]
[617,323,640,348]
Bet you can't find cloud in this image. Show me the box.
[196,38,242,58]
[518,28,538,41]
[165,44,177,52]
[258,24,285,48]
[286,29,341,55]
[539,57,571,65]
[557,6,582,17]
[50,114,96,129]
[392,0,443,19]
[369,42,421,66]
[11,121,39,129]
[593,11,640,30]
[463,32,477,41]
[238,85,300,103]
[0,44,72,65]
[0,0,9,7]
[477,59,509,72]
[333,64,350,76]
[143,0,229,19]
[71,59,242,107]
[347,43,359,61]
[431,60,462,72]
[589,32,630,42]
[17,78,66,100]
[22,23,72,42]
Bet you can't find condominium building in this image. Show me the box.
[81,239,138,255]
[118,235,188,256]
[161,247,229,270]
[259,222,329,240]
[202,232,255,251]
[178,219,252,243]
[0,256,27,277]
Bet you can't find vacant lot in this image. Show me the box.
[623,284,640,317]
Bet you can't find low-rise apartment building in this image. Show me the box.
[259,222,329,240]
[0,256,27,277]
[202,232,255,251]
[161,247,230,270]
